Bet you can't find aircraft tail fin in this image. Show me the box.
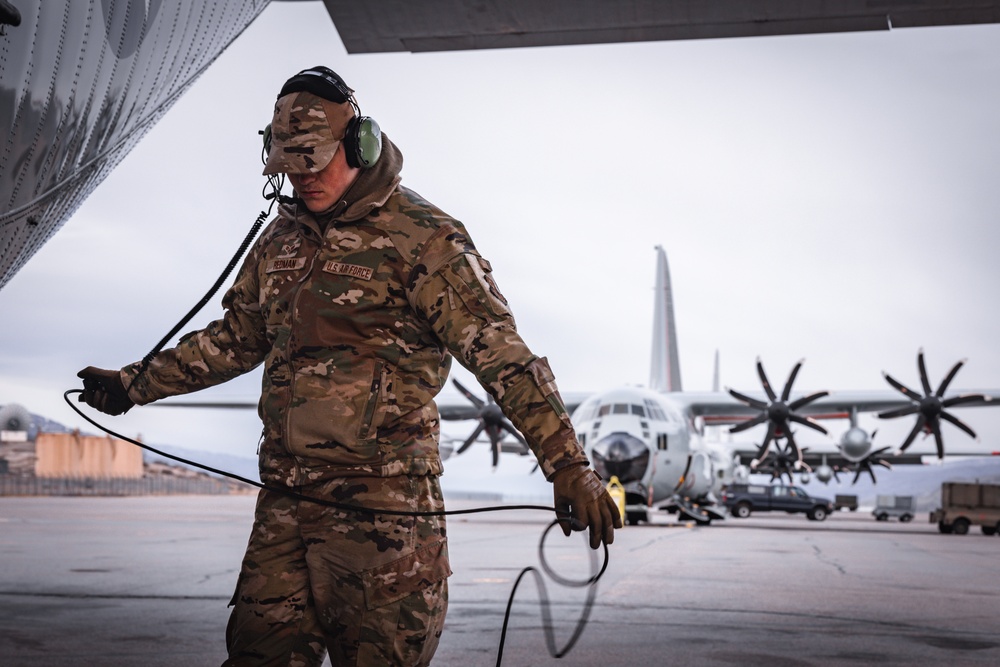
[649,246,682,392]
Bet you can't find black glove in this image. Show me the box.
[551,463,622,549]
[77,366,134,416]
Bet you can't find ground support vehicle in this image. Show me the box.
[721,484,834,521]
[929,482,1000,536]
[835,494,858,512]
[872,495,916,522]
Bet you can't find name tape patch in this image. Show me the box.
[323,261,373,281]
[265,257,307,273]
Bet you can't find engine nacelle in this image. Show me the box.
[839,426,872,462]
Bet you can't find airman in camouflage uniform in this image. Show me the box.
[78,66,620,666]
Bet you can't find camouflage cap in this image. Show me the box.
[262,90,356,175]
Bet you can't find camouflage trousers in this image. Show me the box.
[223,474,451,667]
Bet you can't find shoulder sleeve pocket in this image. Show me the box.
[441,253,512,321]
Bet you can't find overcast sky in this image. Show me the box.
[2,2,999,472]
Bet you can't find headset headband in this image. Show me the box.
[278,67,354,106]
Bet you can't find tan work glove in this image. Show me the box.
[77,366,135,416]
[551,463,622,549]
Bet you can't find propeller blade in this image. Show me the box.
[930,419,944,459]
[500,420,528,446]
[781,359,804,401]
[729,412,768,434]
[940,411,977,440]
[756,359,777,401]
[783,430,803,466]
[728,388,769,411]
[941,393,987,408]
[851,466,863,486]
[456,422,485,454]
[898,416,926,453]
[788,413,828,435]
[877,405,919,419]
[917,350,933,396]
[484,423,506,468]
[452,379,484,408]
[936,358,966,397]
[787,390,829,411]
[882,372,923,402]
[864,464,877,485]
[754,423,777,461]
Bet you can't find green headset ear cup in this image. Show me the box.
[345,116,382,168]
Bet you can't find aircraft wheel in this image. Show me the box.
[733,503,751,519]
[951,518,970,535]
[626,510,647,526]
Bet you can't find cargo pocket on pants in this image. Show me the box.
[361,539,451,611]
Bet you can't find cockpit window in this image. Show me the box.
[612,403,629,414]
[573,398,600,422]
[643,399,667,421]
[630,404,645,417]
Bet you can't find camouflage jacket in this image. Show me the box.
[121,136,588,486]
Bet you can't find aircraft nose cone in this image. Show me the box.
[591,432,649,484]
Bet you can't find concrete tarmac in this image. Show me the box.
[1,494,998,666]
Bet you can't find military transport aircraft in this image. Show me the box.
[436,246,1000,525]
[4,0,1000,289]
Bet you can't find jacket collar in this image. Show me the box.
[279,133,403,233]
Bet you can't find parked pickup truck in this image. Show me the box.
[721,483,835,521]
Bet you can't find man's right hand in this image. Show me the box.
[77,367,134,416]
[551,463,622,549]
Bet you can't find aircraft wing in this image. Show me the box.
[669,389,1000,427]
[321,0,1000,53]
[7,1,1000,290]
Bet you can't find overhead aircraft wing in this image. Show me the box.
[320,0,1000,53]
[6,0,1000,289]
